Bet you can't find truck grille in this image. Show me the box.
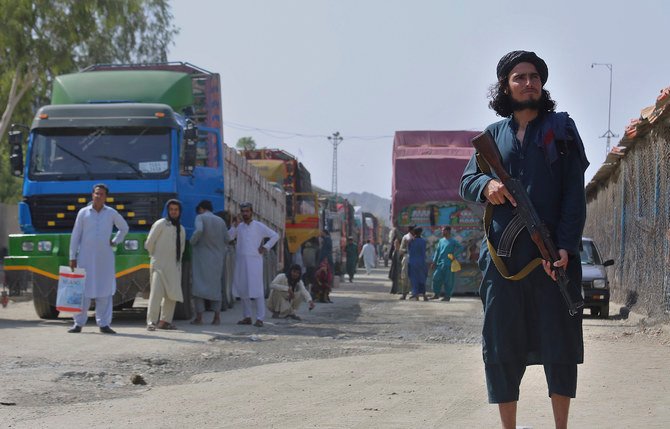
[26,193,176,232]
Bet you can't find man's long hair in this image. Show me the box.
[488,78,557,117]
[287,264,302,289]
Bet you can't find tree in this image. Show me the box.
[0,0,179,202]
[236,136,257,151]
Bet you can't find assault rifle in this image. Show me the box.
[471,130,584,316]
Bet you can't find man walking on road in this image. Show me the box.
[190,200,229,326]
[145,199,185,331]
[430,226,459,301]
[344,237,358,283]
[460,50,589,429]
[359,240,377,275]
[68,184,129,334]
[229,202,279,327]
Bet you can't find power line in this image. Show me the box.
[223,121,392,141]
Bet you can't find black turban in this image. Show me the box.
[496,50,548,85]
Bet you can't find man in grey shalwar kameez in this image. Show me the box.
[190,200,230,325]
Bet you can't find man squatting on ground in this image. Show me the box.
[145,199,186,331]
[267,264,315,321]
[68,184,129,334]
[460,51,589,429]
[229,202,279,327]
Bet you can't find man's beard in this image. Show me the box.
[510,96,542,112]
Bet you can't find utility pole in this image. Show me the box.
[591,63,618,155]
[328,131,343,197]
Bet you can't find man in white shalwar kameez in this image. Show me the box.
[190,200,230,325]
[68,184,129,334]
[145,199,185,331]
[358,240,377,275]
[229,202,279,327]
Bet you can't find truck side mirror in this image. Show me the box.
[8,130,24,177]
[181,121,198,175]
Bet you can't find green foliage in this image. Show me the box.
[0,0,179,202]
[236,136,257,151]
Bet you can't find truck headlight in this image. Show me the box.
[21,242,34,252]
[37,241,52,252]
[593,279,607,289]
[124,239,139,251]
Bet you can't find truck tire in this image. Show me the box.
[32,276,60,319]
[173,260,193,320]
[599,304,609,319]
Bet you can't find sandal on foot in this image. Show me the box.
[189,319,203,325]
[147,323,157,331]
[237,317,252,325]
[158,322,177,330]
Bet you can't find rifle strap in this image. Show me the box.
[477,152,543,281]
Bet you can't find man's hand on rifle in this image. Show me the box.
[542,249,569,281]
[484,179,517,207]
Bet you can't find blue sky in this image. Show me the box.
[170,0,670,198]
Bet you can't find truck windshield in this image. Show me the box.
[29,127,171,181]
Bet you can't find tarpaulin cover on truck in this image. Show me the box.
[52,71,194,112]
[391,130,480,224]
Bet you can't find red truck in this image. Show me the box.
[391,130,484,294]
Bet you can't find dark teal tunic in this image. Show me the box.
[460,112,588,365]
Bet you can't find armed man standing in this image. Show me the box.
[460,51,589,429]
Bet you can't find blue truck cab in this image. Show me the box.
[4,63,225,320]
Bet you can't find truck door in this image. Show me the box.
[177,127,224,237]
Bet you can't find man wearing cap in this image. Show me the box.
[460,51,589,429]
[229,202,279,327]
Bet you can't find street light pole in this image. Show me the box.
[591,62,618,155]
[327,131,343,197]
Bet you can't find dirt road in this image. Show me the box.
[2,267,670,428]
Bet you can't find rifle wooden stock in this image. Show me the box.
[471,131,583,316]
[471,131,510,182]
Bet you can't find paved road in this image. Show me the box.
[2,266,669,428]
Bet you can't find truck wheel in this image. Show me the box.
[599,304,609,319]
[32,277,60,319]
[174,260,193,320]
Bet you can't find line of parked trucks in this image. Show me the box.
[3,60,482,320]
[2,62,373,319]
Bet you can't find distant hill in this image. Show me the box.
[311,186,391,224]
[342,191,391,224]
